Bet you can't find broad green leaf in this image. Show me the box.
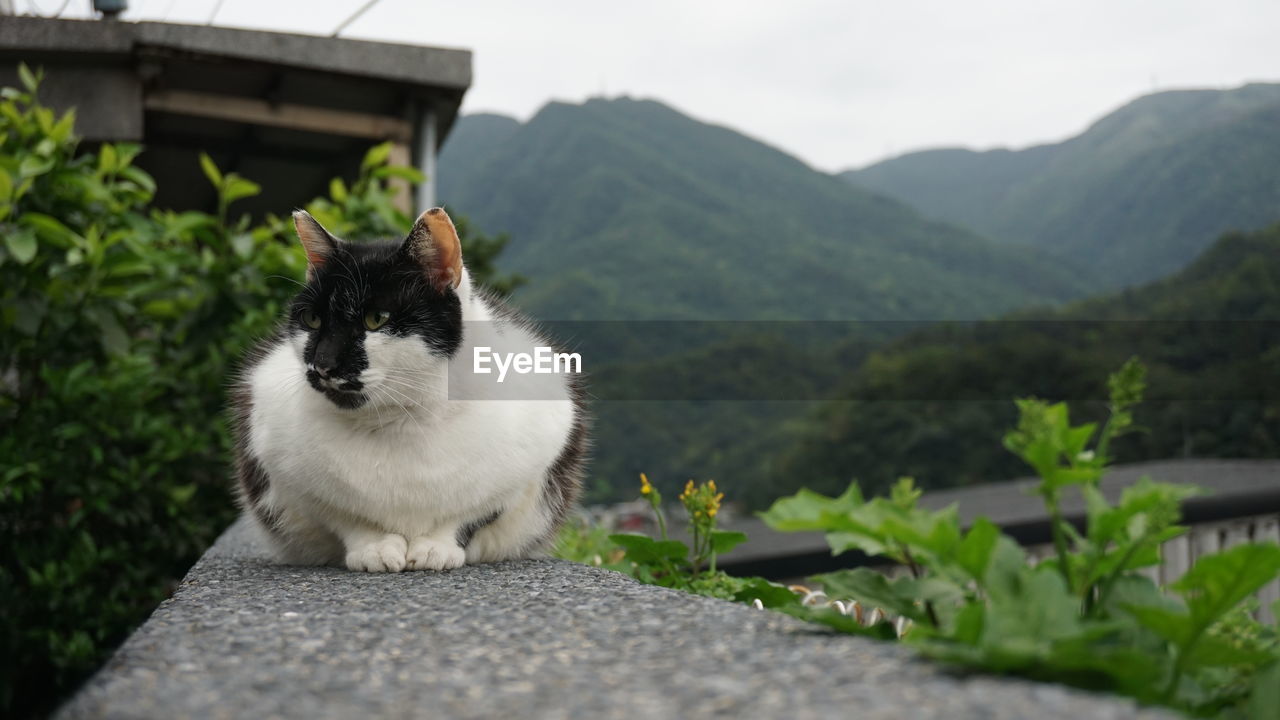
[119,165,157,196]
[824,530,891,558]
[889,477,922,509]
[758,483,863,532]
[223,176,261,204]
[776,605,899,638]
[814,568,932,623]
[231,233,255,259]
[21,212,79,248]
[1103,574,1183,618]
[981,535,1029,597]
[1248,662,1280,720]
[1174,543,1280,629]
[19,155,54,178]
[950,601,985,645]
[5,226,37,264]
[608,533,687,565]
[981,567,1082,660]
[362,141,392,170]
[731,577,798,608]
[956,517,1002,582]
[709,529,748,555]
[113,142,141,168]
[49,109,75,143]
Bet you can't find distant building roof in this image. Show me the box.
[0,16,471,214]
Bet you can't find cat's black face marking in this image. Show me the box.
[291,239,463,409]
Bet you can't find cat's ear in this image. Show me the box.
[401,207,463,291]
[293,210,342,280]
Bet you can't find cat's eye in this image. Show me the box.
[301,309,322,329]
[364,310,391,331]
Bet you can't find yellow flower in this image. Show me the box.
[708,508,717,518]
[639,472,652,495]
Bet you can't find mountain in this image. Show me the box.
[439,97,1093,321]
[772,224,1280,504]
[843,83,1280,287]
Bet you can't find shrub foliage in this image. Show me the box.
[0,67,516,717]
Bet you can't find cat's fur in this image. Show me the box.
[231,208,588,572]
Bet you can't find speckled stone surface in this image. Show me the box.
[58,517,1174,720]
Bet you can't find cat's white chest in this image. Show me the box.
[247,342,571,535]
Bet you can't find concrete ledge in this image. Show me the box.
[58,518,1173,719]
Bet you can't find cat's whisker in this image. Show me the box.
[266,274,306,289]
[371,385,427,436]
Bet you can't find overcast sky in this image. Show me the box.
[58,0,1280,172]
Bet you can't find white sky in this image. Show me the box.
[53,0,1280,171]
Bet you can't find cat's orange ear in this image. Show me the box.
[402,207,463,291]
[293,210,341,280]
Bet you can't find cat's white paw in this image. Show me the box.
[345,534,408,572]
[406,536,466,571]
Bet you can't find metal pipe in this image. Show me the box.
[416,108,437,211]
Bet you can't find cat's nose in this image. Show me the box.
[312,365,333,379]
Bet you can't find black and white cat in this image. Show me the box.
[231,208,587,572]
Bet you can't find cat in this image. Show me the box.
[230,207,588,572]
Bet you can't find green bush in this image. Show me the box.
[761,359,1280,718]
[0,66,517,717]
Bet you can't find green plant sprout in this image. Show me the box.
[558,359,1280,718]
[760,358,1280,718]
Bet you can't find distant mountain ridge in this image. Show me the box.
[439,97,1093,321]
[843,83,1280,287]
[773,222,1280,503]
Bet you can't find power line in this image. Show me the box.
[331,0,380,37]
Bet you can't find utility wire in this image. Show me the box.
[331,0,381,37]
[206,0,224,24]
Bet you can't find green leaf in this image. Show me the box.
[709,529,748,555]
[371,165,426,183]
[198,152,223,188]
[776,604,899,638]
[5,226,37,264]
[223,176,261,204]
[814,567,932,623]
[1174,543,1280,629]
[758,483,864,532]
[731,577,799,608]
[231,233,255,259]
[362,141,392,170]
[608,533,687,565]
[19,155,54,178]
[956,517,1002,582]
[85,307,130,356]
[21,212,79,248]
[99,143,118,174]
[118,165,157,197]
[1248,662,1280,720]
[981,567,1083,656]
[18,62,38,93]
[329,177,349,204]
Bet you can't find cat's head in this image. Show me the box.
[288,208,465,410]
